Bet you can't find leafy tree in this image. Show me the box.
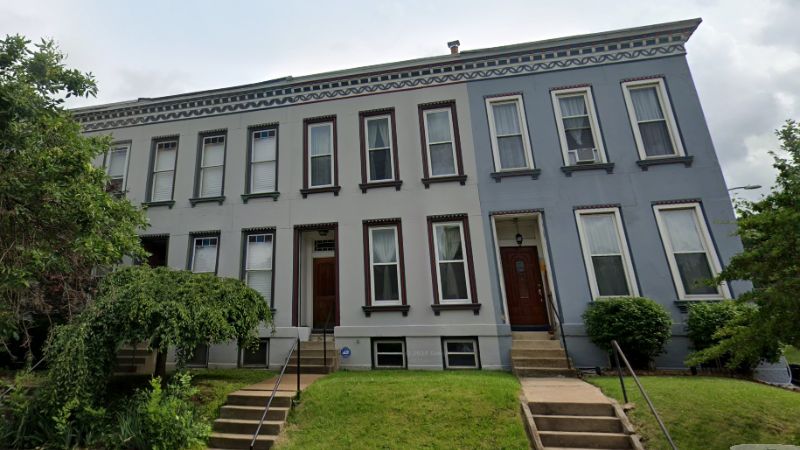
[0,35,147,353]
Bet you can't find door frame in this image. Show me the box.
[500,245,549,328]
[489,211,558,328]
[292,223,339,328]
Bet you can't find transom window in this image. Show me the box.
[365,115,395,182]
[244,233,274,305]
[150,139,178,202]
[250,128,277,193]
[551,87,606,165]
[372,339,406,369]
[622,78,685,159]
[431,220,472,304]
[575,208,638,298]
[442,338,479,369]
[198,135,225,198]
[368,225,402,304]
[105,143,129,195]
[654,203,728,299]
[423,108,458,176]
[486,95,534,171]
[191,235,218,274]
[308,122,334,188]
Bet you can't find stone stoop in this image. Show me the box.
[114,344,155,375]
[511,331,574,377]
[285,334,338,374]
[207,390,295,449]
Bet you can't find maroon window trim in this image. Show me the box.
[358,108,402,193]
[426,214,481,315]
[362,218,409,316]
[417,100,467,188]
[301,115,340,198]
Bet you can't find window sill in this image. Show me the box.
[300,186,341,198]
[561,162,615,176]
[362,305,410,317]
[189,196,225,206]
[359,180,403,193]
[241,192,280,203]
[431,303,481,315]
[490,169,541,182]
[142,200,175,209]
[637,155,693,170]
[421,174,467,188]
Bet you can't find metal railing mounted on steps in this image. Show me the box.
[249,337,300,450]
[611,339,678,450]
[543,289,571,368]
[322,304,335,369]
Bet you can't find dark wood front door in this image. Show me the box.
[313,257,336,330]
[501,246,549,328]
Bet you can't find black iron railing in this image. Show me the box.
[611,340,678,450]
[322,305,335,369]
[543,290,571,368]
[250,338,299,450]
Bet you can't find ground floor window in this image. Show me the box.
[372,339,406,369]
[240,339,269,368]
[186,343,209,368]
[442,338,479,369]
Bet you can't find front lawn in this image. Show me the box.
[276,370,529,450]
[589,376,800,449]
[188,368,274,424]
[785,346,800,364]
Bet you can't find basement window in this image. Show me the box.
[372,339,406,369]
[240,339,269,368]
[186,343,209,368]
[442,338,479,369]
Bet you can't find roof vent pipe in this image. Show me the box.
[447,40,460,55]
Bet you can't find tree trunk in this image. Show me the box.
[154,349,167,380]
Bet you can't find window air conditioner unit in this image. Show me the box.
[571,147,597,164]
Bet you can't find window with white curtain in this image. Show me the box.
[369,226,401,303]
[486,95,533,171]
[551,87,606,165]
[654,203,727,299]
[191,236,218,274]
[250,128,277,193]
[423,108,458,177]
[150,140,177,202]
[244,233,273,304]
[575,208,638,298]
[308,122,334,187]
[622,78,684,159]
[432,221,471,303]
[365,115,394,182]
[199,135,225,197]
[105,144,129,195]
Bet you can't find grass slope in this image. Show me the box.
[589,376,800,449]
[785,346,800,365]
[276,371,529,450]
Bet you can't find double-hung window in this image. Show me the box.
[104,143,130,195]
[372,339,406,369]
[365,223,404,305]
[551,87,606,165]
[303,117,338,193]
[428,216,476,305]
[243,232,274,305]
[248,126,278,194]
[575,208,638,298]
[149,138,178,202]
[196,134,226,198]
[622,78,685,159]
[442,338,479,369]
[190,234,219,274]
[653,203,728,299]
[419,101,465,183]
[360,110,398,185]
[486,95,534,171]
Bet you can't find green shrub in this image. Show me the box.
[686,301,753,351]
[583,297,672,369]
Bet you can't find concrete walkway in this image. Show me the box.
[242,373,325,392]
[520,377,611,405]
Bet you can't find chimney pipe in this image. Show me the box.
[447,40,460,55]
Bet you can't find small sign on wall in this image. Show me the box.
[340,347,351,359]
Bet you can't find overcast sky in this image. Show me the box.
[2,0,798,201]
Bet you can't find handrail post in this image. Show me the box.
[323,320,327,368]
[612,342,629,404]
[296,337,300,395]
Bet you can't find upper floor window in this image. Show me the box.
[196,133,226,198]
[360,110,399,184]
[653,203,728,300]
[428,216,476,305]
[104,143,130,195]
[248,127,278,194]
[243,232,274,305]
[622,78,685,159]
[551,87,606,166]
[485,95,534,171]
[190,234,219,274]
[149,138,178,202]
[419,101,465,184]
[364,221,405,306]
[302,116,339,196]
[575,208,638,298]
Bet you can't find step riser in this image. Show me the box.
[289,349,338,358]
[285,365,333,374]
[213,421,281,435]
[529,402,615,417]
[512,358,569,369]
[298,342,336,350]
[511,349,566,358]
[511,332,553,340]
[514,368,575,377]
[534,416,623,433]
[512,341,563,350]
[288,357,337,366]
[540,431,632,449]
[219,408,288,421]
[208,436,273,450]
[115,357,146,365]
[226,395,292,408]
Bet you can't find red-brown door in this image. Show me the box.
[313,257,336,330]
[500,246,549,327]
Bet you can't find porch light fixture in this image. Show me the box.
[514,218,523,246]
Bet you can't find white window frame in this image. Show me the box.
[653,202,730,300]
[244,233,274,303]
[485,94,535,171]
[575,208,639,299]
[432,221,472,304]
[372,339,406,369]
[250,128,277,194]
[239,339,269,368]
[364,114,395,182]
[621,78,685,160]
[104,143,131,193]
[551,87,607,166]
[150,140,178,202]
[368,225,402,305]
[191,236,219,274]
[199,134,225,198]
[308,121,335,188]
[442,338,479,369]
[422,107,458,177]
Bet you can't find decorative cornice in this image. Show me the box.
[73,20,699,132]
[573,203,622,210]
[489,209,544,216]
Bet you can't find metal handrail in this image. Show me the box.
[611,340,678,450]
[322,305,335,368]
[543,289,571,368]
[0,357,46,403]
[249,338,299,450]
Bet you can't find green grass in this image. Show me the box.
[784,346,800,364]
[588,376,800,449]
[187,368,274,424]
[276,370,529,450]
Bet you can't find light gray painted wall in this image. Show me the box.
[466,55,748,369]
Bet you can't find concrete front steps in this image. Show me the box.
[114,343,155,375]
[511,331,574,377]
[285,334,338,374]
[207,389,295,449]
